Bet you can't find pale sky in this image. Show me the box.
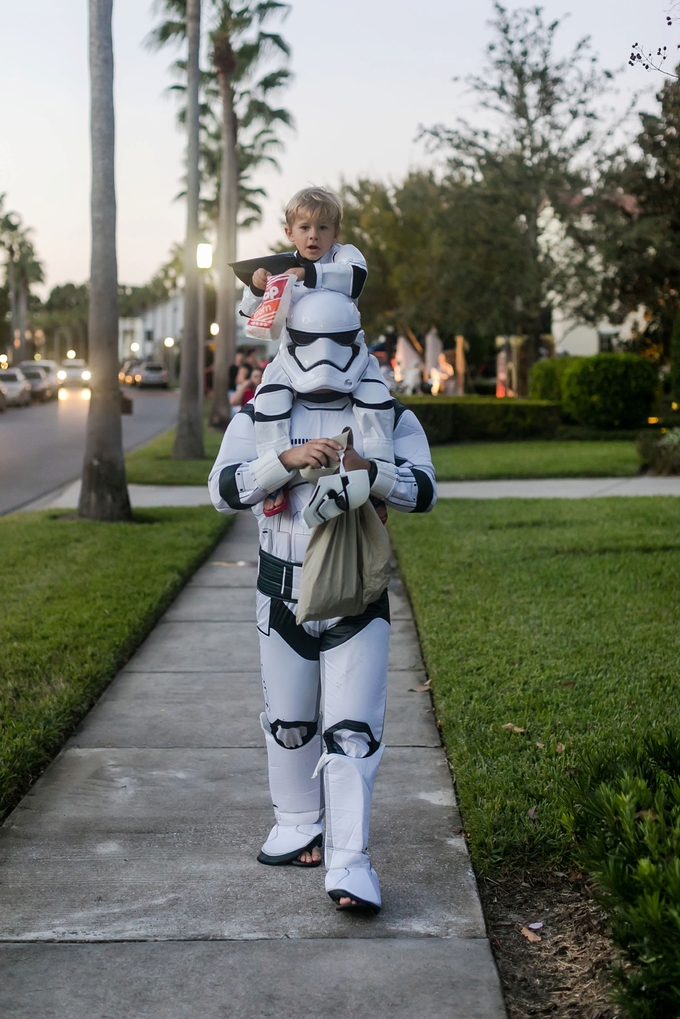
[0,0,661,295]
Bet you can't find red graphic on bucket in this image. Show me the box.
[245,273,295,341]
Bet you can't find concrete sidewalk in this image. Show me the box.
[437,475,680,499]
[24,478,213,511]
[0,512,506,1018]
[23,474,680,513]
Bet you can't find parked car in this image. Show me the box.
[132,362,169,388]
[20,360,61,396]
[0,368,32,406]
[0,386,7,413]
[20,365,55,401]
[119,359,141,385]
[57,359,91,387]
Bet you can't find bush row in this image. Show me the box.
[397,395,561,444]
[530,353,659,430]
[400,354,659,443]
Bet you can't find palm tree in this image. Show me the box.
[0,196,22,358]
[207,1,292,428]
[150,1,292,430]
[13,234,44,362]
[78,0,131,521]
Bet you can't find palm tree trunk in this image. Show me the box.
[210,70,238,429]
[16,283,27,363]
[78,0,131,522]
[7,253,17,361]
[173,0,205,459]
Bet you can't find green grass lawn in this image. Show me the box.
[125,426,224,485]
[431,440,642,480]
[0,507,230,818]
[389,497,680,873]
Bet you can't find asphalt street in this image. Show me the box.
[0,387,179,516]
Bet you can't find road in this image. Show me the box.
[0,387,179,515]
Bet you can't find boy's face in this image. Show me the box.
[285,213,339,261]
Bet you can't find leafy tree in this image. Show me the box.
[588,74,680,364]
[33,283,90,360]
[419,2,615,388]
[78,0,131,521]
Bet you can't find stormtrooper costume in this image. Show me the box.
[210,289,436,912]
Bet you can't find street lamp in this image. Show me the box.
[210,322,219,336]
[164,336,176,384]
[196,243,213,418]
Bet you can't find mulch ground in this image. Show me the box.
[478,870,621,1019]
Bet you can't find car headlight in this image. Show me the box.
[57,371,67,381]
[81,370,91,381]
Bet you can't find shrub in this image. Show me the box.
[562,354,658,430]
[637,427,680,475]
[670,310,680,406]
[397,396,560,444]
[562,730,680,1019]
[528,356,575,402]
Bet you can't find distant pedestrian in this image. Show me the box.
[229,364,252,411]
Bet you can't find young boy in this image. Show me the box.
[239,186,368,320]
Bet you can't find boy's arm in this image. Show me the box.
[302,243,367,300]
[239,285,263,319]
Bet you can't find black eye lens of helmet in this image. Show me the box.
[287,327,360,347]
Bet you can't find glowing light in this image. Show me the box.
[57,370,67,381]
[81,388,91,400]
[130,342,140,353]
[648,417,660,425]
[196,243,213,269]
[673,402,679,412]
[66,349,76,359]
[58,387,69,401]
[135,374,142,382]
[34,354,42,361]
[81,370,91,381]
[210,322,219,336]
[164,336,175,348]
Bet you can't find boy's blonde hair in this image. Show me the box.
[285,186,343,229]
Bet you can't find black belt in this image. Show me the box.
[258,549,303,602]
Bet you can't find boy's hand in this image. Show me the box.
[252,268,271,291]
[279,439,342,471]
[285,267,306,281]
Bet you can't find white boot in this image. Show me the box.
[322,744,385,910]
[258,713,323,865]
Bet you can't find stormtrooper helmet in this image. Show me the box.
[279,289,369,393]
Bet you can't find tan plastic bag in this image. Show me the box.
[295,499,392,624]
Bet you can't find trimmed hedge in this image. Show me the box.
[397,396,561,444]
[528,356,576,402]
[562,353,658,430]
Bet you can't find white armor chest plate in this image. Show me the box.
[256,399,363,564]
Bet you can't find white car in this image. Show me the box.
[0,368,32,407]
[132,362,169,388]
[20,360,61,396]
[57,359,91,387]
